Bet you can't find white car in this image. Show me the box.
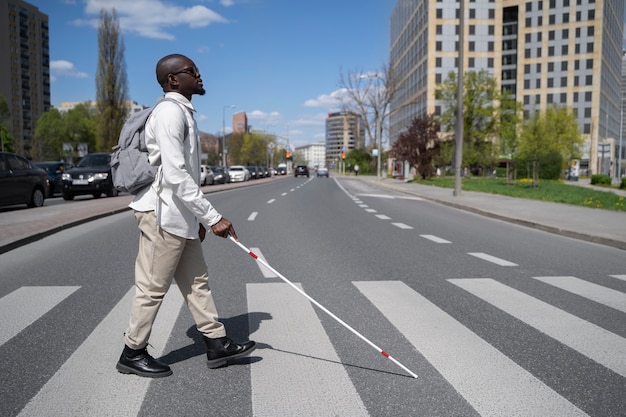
[228,165,250,182]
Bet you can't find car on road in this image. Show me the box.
[276,165,287,175]
[246,166,259,180]
[200,165,214,185]
[228,165,250,182]
[294,164,309,177]
[61,153,117,200]
[211,166,230,184]
[0,152,48,208]
[317,167,329,177]
[34,161,73,196]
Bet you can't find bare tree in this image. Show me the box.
[338,63,398,153]
[95,8,128,152]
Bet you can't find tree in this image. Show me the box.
[338,63,398,171]
[33,104,97,161]
[0,94,13,152]
[240,132,270,165]
[517,106,583,183]
[436,70,503,174]
[95,8,128,152]
[390,114,441,179]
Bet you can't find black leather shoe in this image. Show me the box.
[116,345,172,378]
[203,336,257,368]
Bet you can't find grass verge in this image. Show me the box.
[411,177,626,212]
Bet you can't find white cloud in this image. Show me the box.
[50,60,89,82]
[220,0,235,7]
[247,110,282,126]
[303,89,346,108]
[72,0,228,40]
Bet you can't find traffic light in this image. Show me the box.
[341,152,346,159]
[286,150,291,160]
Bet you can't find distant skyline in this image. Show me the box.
[27,0,396,147]
[23,1,626,148]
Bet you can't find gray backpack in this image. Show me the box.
[110,97,181,194]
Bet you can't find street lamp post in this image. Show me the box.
[222,104,236,167]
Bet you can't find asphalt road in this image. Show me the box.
[1,176,625,416]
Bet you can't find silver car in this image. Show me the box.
[227,165,250,182]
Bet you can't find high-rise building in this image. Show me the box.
[389,0,624,175]
[0,0,50,157]
[325,111,364,166]
[233,111,248,135]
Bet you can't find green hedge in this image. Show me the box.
[590,174,612,185]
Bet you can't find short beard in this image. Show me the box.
[195,86,206,96]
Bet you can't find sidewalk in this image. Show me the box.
[348,176,626,251]
[1,176,625,254]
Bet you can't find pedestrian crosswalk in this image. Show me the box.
[2,271,625,416]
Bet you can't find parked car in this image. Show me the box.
[276,166,287,175]
[211,166,230,184]
[294,164,309,177]
[0,152,48,208]
[34,161,73,196]
[200,165,214,186]
[246,166,259,180]
[61,153,117,200]
[228,165,250,182]
[317,167,329,178]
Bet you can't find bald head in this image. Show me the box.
[156,54,188,88]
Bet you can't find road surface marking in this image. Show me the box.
[250,247,277,279]
[18,286,183,417]
[0,286,80,345]
[392,223,413,229]
[267,199,276,204]
[468,252,518,266]
[610,275,626,282]
[365,209,377,213]
[247,283,367,417]
[449,278,626,378]
[248,212,258,221]
[375,214,391,220]
[533,276,626,313]
[355,280,588,417]
[420,234,451,244]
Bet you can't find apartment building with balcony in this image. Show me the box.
[325,111,364,167]
[0,0,50,157]
[389,0,624,175]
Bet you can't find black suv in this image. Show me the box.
[61,153,117,200]
[294,164,309,177]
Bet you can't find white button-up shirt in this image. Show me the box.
[129,92,222,239]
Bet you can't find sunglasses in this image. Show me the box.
[171,66,200,77]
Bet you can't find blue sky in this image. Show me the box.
[27,0,396,147]
[26,1,626,148]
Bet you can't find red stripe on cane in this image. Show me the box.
[248,251,258,259]
[381,350,390,358]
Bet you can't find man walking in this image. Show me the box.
[116,54,256,378]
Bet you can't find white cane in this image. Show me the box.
[229,236,418,379]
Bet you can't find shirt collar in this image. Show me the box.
[162,92,195,112]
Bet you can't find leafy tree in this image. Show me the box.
[517,106,583,183]
[390,114,441,179]
[436,70,504,174]
[33,104,97,161]
[0,94,13,152]
[240,133,270,165]
[95,8,128,152]
[345,148,373,174]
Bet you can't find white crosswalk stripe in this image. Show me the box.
[4,272,626,416]
[533,276,626,313]
[17,287,184,417]
[449,278,626,378]
[354,280,588,417]
[247,282,368,417]
[0,286,80,345]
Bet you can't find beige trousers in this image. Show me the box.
[124,210,226,350]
